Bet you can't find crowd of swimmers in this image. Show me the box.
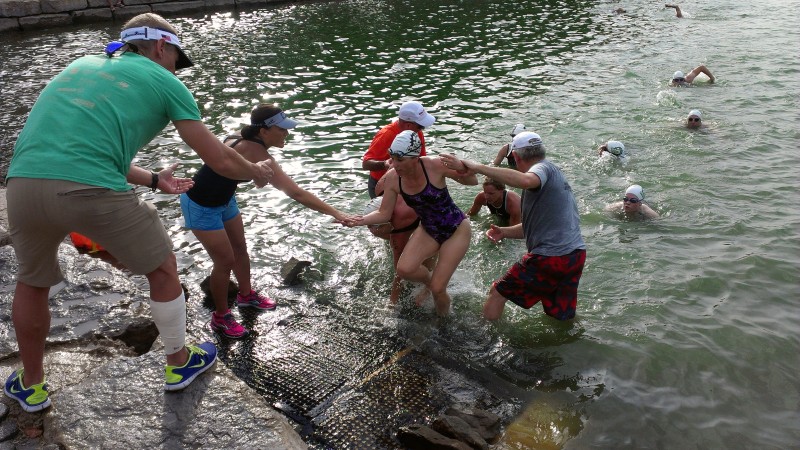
[2,10,715,414]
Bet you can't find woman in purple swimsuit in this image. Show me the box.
[349,130,478,316]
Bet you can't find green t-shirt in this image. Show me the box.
[8,53,201,191]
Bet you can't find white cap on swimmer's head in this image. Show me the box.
[688,109,702,119]
[511,123,526,137]
[625,184,644,200]
[673,70,685,80]
[511,131,543,151]
[398,101,436,128]
[389,130,423,158]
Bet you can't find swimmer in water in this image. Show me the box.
[605,184,660,220]
[467,176,522,226]
[671,65,715,86]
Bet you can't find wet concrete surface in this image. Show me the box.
[0,189,521,448]
[0,242,307,449]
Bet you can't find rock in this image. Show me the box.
[18,13,72,30]
[42,350,306,449]
[431,415,488,450]
[443,407,501,443]
[0,18,20,32]
[0,226,10,247]
[280,257,311,286]
[0,420,17,442]
[0,0,42,18]
[396,424,472,450]
[199,276,239,299]
[40,0,88,14]
[103,316,159,355]
[0,403,8,421]
[152,0,206,15]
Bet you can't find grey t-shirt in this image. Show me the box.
[522,160,585,256]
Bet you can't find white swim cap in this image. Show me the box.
[625,184,644,200]
[673,70,685,80]
[389,130,422,158]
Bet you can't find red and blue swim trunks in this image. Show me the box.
[493,249,586,320]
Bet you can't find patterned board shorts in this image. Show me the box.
[494,249,586,320]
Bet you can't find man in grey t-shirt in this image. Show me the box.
[442,131,586,321]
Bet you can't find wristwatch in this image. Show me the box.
[150,171,159,192]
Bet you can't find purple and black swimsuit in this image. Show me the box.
[399,160,466,244]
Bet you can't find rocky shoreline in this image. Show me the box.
[0,188,308,449]
[0,0,302,33]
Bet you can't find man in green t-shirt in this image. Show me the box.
[3,13,273,412]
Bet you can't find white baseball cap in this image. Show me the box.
[626,184,644,200]
[398,101,436,128]
[511,131,543,151]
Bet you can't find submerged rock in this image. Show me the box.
[444,407,501,443]
[431,415,488,450]
[280,257,311,285]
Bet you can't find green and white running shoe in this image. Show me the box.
[4,369,51,412]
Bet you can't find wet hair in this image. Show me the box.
[121,13,178,54]
[482,176,505,191]
[514,141,545,161]
[241,104,282,139]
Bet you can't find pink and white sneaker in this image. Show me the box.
[236,290,277,310]
[210,310,248,339]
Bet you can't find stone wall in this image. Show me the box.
[0,0,297,32]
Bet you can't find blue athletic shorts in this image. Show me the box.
[180,193,240,231]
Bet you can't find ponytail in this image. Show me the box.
[241,124,261,140]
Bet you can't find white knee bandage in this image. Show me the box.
[148,293,187,355]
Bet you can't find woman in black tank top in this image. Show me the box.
[467,176,522,226]
[180,105,353,338]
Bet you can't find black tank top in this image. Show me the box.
[185,136,264,207]
[486,190,511,220]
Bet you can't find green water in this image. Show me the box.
[1,0,798,447]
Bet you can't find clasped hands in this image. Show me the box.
[439,153,473,174]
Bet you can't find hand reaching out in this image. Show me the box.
[439,153,470,174]
[486,224,504,243]
[332,211,359,226]
[157,163,194,194]
[338,215,364,227]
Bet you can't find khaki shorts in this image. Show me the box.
[7,178,172,287]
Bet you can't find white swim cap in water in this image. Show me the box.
[626,184,644,200]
